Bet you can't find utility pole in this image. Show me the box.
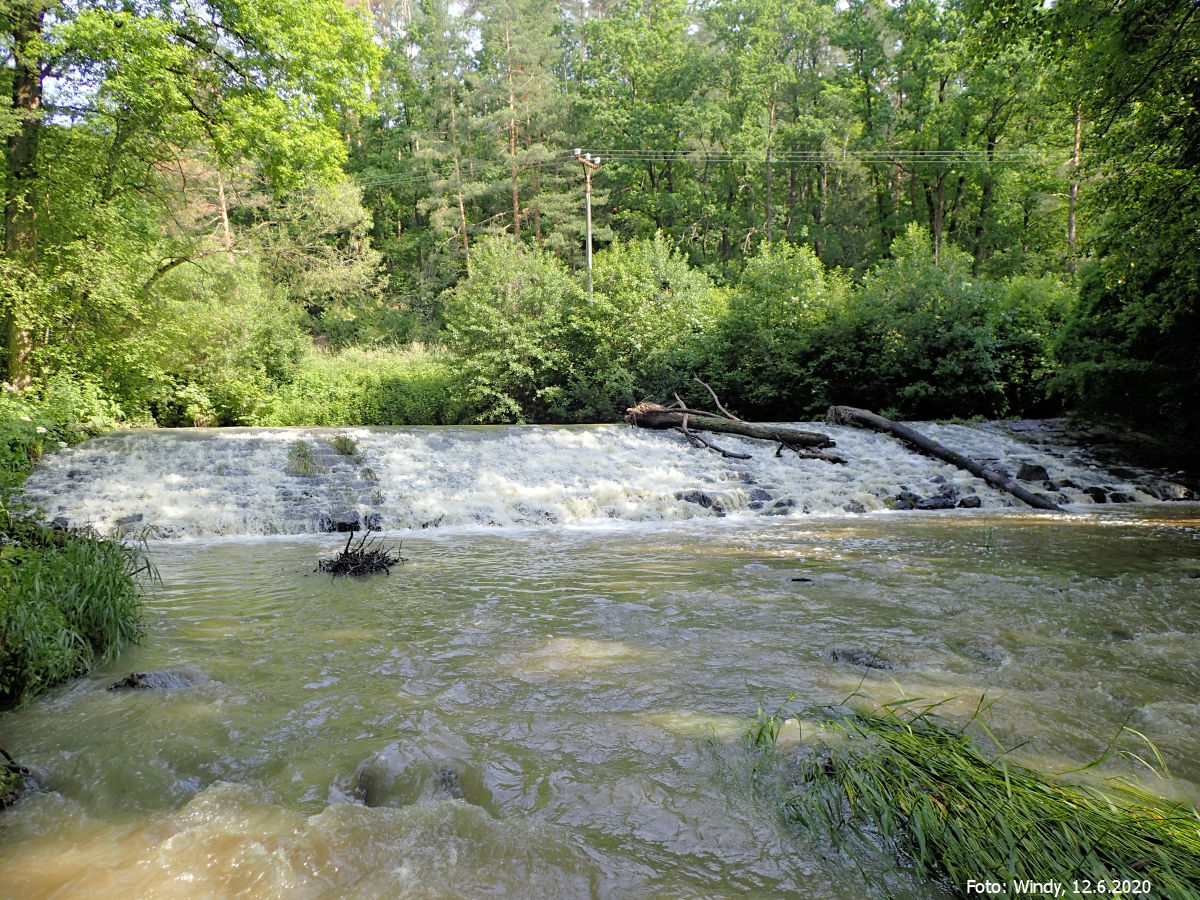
[574,149,601,302]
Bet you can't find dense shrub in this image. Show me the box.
[258,345,463,426]
[441,237,591,423]
[700,241,851,418]
[835,226,1011,418]
[1053,260,1200,440]
[440,235,727,423]
[577,234,726,418]
[697,228,1073,422]
[836,227,1074,419]
[0,376,123,490]
[0,516,147,708]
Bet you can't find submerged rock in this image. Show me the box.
[675,489,725,515]
[915,496,956,510]
[829,648,898,670]
[106,669,207,691]
[320,508,362,532]
[342,741,494,813]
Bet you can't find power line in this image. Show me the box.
[354,144,1058,189]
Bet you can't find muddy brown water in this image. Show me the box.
[3,506,1199,898]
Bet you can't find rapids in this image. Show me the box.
[17,420,1183,538]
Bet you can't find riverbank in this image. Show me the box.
[1,380,148,714]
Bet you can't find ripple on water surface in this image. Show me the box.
[1,510,1198,897]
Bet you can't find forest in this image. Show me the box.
[2,0,1198,447]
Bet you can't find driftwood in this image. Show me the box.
[317,531,405,577]
[826,405,1065,512]
[627,382,844,463]
[1,745,30,810]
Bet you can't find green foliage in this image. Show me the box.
[328,435,362,462]
[0,376,123,491]
[837,225,1011,418]
[440,235,725,423]
[0,765,23,805]
[747,694,798,754]
[0,517,149,708]
[580,234,726,417]
[260,346,463,426]
[702,241,851,418]
[441,237,589,423]
[786,703,1200,899]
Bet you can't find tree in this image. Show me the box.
[1,0,380,386]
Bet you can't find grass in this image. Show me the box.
[779,702,1200,898]
[286,441,324,476]
[0,379,148,710]
[328,435,362,462]
[1,515,151,708]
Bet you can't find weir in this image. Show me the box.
[18,420,1181,538]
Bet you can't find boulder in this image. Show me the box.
[106,669,207,691]
[321,508,362,532]
[342,741,494,813]
[916,496,956,510]
[1016,463,1050,482]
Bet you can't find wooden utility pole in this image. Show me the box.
[574,149,601,303]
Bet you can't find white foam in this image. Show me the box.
[20,422,1166,538]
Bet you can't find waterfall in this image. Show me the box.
[19,421,1182,539]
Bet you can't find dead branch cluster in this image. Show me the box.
[317,531,405,577]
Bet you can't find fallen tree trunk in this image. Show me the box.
[825,405,1064,512]
[628,404,835,447]
[626,398,844,463]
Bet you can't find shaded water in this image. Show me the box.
[3,506,1200,898]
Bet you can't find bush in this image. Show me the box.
[441,237,590,423]
[440,235,725,423]
[700,241,850,418]
[582,234,726,417]
[259,345,463,426]
[1053,260,1200,440]
[835,225,1009,418]
[0,376,123,491]
[0,516,148,708]
[697,227,1074,421]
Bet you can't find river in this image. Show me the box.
[2,423,1198,897]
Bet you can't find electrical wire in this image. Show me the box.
[354,145,1054,189]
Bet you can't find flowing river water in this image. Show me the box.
[3,423,1199,898]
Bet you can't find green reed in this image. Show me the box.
[1,515,151,708]
[328,435,363,462]
[781,702,1200,899]
[285,441,324,476]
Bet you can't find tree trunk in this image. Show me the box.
[1067,101,1082,273]
[825,406,1064,511]
[3,0,47,387]
[448,85,471,271]
[627,402,838,460]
